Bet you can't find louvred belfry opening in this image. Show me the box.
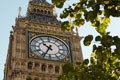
[26,0,60,24]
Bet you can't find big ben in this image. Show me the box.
[4,0,83,80]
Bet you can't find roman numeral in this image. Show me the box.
[31,45,39,47]
[59,52,66,56]
[47,37,50,42]
[49,54,51,59]
[39,37,44,42]
[33,49,41,52]
[55,54,60,59]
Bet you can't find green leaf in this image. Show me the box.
[61,21,72,31]
[83,35,93,46]
[113,36,120,47]
[51,0,65,8]
[95,36,101,41]
[96,23,107,35]
[62,63,74,74]
[91,20,100,27]
[93,45,97,52]
[60,12,69,18]
[73,19,85,26]
[83,59,89,65]
[101,34,113,47]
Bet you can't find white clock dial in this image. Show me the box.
[40,42,59,54]
[30,36,69,60]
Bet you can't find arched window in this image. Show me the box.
[45,11,47,14]
[28,62,33,70]
[33,9,36,12]
[41,10,43,14]
[41,64,46,71]
[55,66,60,73]
[48,65,53,73]
[48,11,50,14]
[26,77,32,80]
[37,9,40,13]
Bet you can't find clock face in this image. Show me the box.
[30,36,69,60]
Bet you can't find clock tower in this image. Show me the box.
[4,0,83,80]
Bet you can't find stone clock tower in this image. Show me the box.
[4,0,83,80]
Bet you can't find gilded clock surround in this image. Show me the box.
[4,0,83,80]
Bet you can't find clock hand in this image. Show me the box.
[43,45,53,57]
[48,45,53,51]
[43,43,49,48]
[43,48,49,57]
[43,43,46,46]
[43,43,53,50]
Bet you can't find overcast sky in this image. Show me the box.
[0,0,120,79]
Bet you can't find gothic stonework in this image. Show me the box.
[4,0,83,80]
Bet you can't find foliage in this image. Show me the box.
[51,0,120,80]
[83,35,93,46]
[59,33,120,80]
[52,0,120,35]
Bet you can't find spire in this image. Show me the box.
[76,27,79,35]
[18,7,22,18]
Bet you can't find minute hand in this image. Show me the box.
[43,48,49,57]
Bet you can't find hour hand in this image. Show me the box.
[43,43,48,48]
[43,43,53,51]
[42,45,53,57]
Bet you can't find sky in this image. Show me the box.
[0,0,120,80]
